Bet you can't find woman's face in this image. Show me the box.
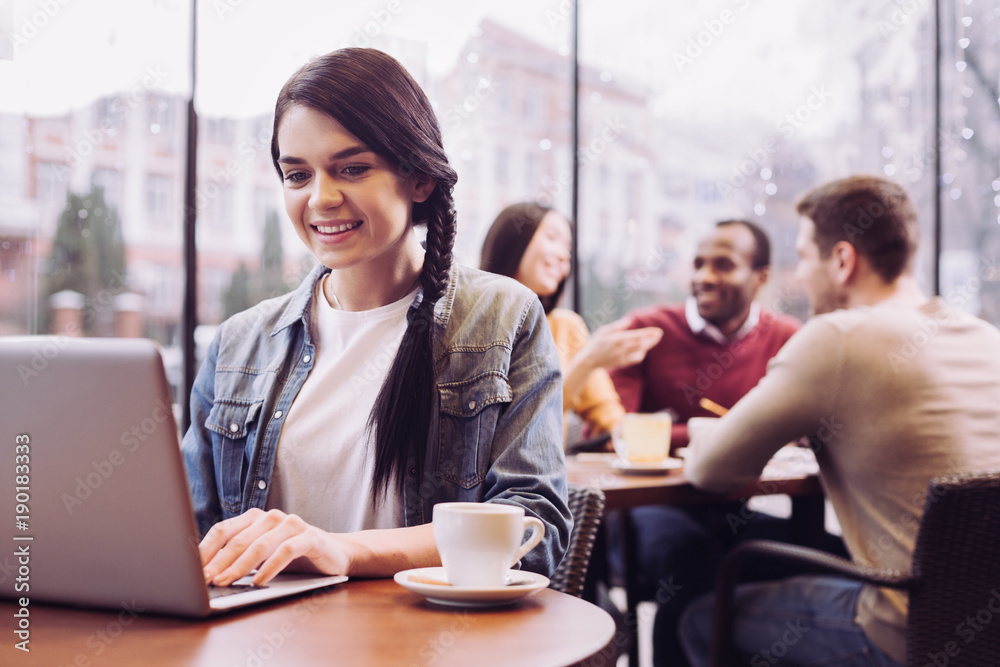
[275,104,434,274]
[514,211,572,297]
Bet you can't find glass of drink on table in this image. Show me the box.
[614,412,672,463]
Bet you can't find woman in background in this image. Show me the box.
[481,202,662,443]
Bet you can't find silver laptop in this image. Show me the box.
[0,336,346,616]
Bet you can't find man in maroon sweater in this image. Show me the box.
[607,220,829,667]
[610,219,800,450]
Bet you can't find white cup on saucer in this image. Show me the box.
[686,416,719,445]
[613,412,672,464]
[432,502,545,588]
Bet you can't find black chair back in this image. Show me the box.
[906,471,1000,665]
[550,483,606,598]
[709,470,1000,667]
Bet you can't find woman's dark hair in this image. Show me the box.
[271,48,458,501]
[480,202,567,313]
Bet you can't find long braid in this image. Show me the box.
[419,193,457,308]
[369,181,457,502]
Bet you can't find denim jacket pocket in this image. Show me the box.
[437,372,513,489]
[205,400,262,513]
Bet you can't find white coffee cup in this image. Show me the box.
[686,416,719,445]
[614,412,672,463]
[432,502,545,588]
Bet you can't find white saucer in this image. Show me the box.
[394,567,549,608]
[612,457,683,474]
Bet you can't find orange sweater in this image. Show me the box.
[547,308,625,439]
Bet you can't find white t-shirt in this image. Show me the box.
[265,275,414,532]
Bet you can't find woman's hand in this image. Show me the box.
[581,317,663,372]
[200,508,349,587]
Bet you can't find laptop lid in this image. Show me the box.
[0,337,345,617]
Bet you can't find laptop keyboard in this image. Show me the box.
[208,582,269,599]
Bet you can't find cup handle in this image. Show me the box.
[512,517,545,564]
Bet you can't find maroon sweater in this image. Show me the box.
[609,304,800,449]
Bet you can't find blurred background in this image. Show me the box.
[1,0,998,405]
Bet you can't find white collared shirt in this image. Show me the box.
[684,296,760,345]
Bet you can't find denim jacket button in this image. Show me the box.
[257,480,267,490]
[468,400,476,410]
[229,422,239,433]
[273,410,283,419]
[302,354,312,364]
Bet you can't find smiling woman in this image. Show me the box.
[180,48,571,589]
[480,202,662,443]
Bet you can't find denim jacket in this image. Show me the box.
[181,263,571,576]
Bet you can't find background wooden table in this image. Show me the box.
[1,577,616,667]
[566,450,826,543]
[566,450,827,667]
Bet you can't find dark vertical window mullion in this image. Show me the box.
[932,0,942,297]
[570,1,581,313]
[181,0,199,433]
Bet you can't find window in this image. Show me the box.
[4,0,1000,401]
[524,85,543,121]
[95,96,126,132]
[525,152,540,191]
[92,169,124,212]
[577,1,941,324]
[145,174,174,223]
[938,3,1000,322]
[147,95,173,136]
[254,187,278,232]
[34,161,69,208]
[204,118,233,144]
[202,183,233,234]
[495,146,510,186]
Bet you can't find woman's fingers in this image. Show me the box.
[199,508,266,569]
[201,509,300,585]
[628,326,663,347]
[250,525,332,585]
[595,317,633,334]
[581,318,663,370]
[225,516,312,586]
[605,327,663,367]
[199,510,348,587]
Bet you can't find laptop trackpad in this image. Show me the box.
[208,575,268,599]
[208,573,348,611]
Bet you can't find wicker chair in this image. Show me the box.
[549,483,607,598]
[709,470,1000,666]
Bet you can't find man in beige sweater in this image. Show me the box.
[678,175,1000,666]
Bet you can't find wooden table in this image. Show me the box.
[567,452,823,508]
[0,577,616,667]
[566,451,827,667]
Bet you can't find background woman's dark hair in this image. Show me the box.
[271,48,458,501]
[480,202,567,313]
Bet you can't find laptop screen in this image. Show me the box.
[0,337,212,616]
